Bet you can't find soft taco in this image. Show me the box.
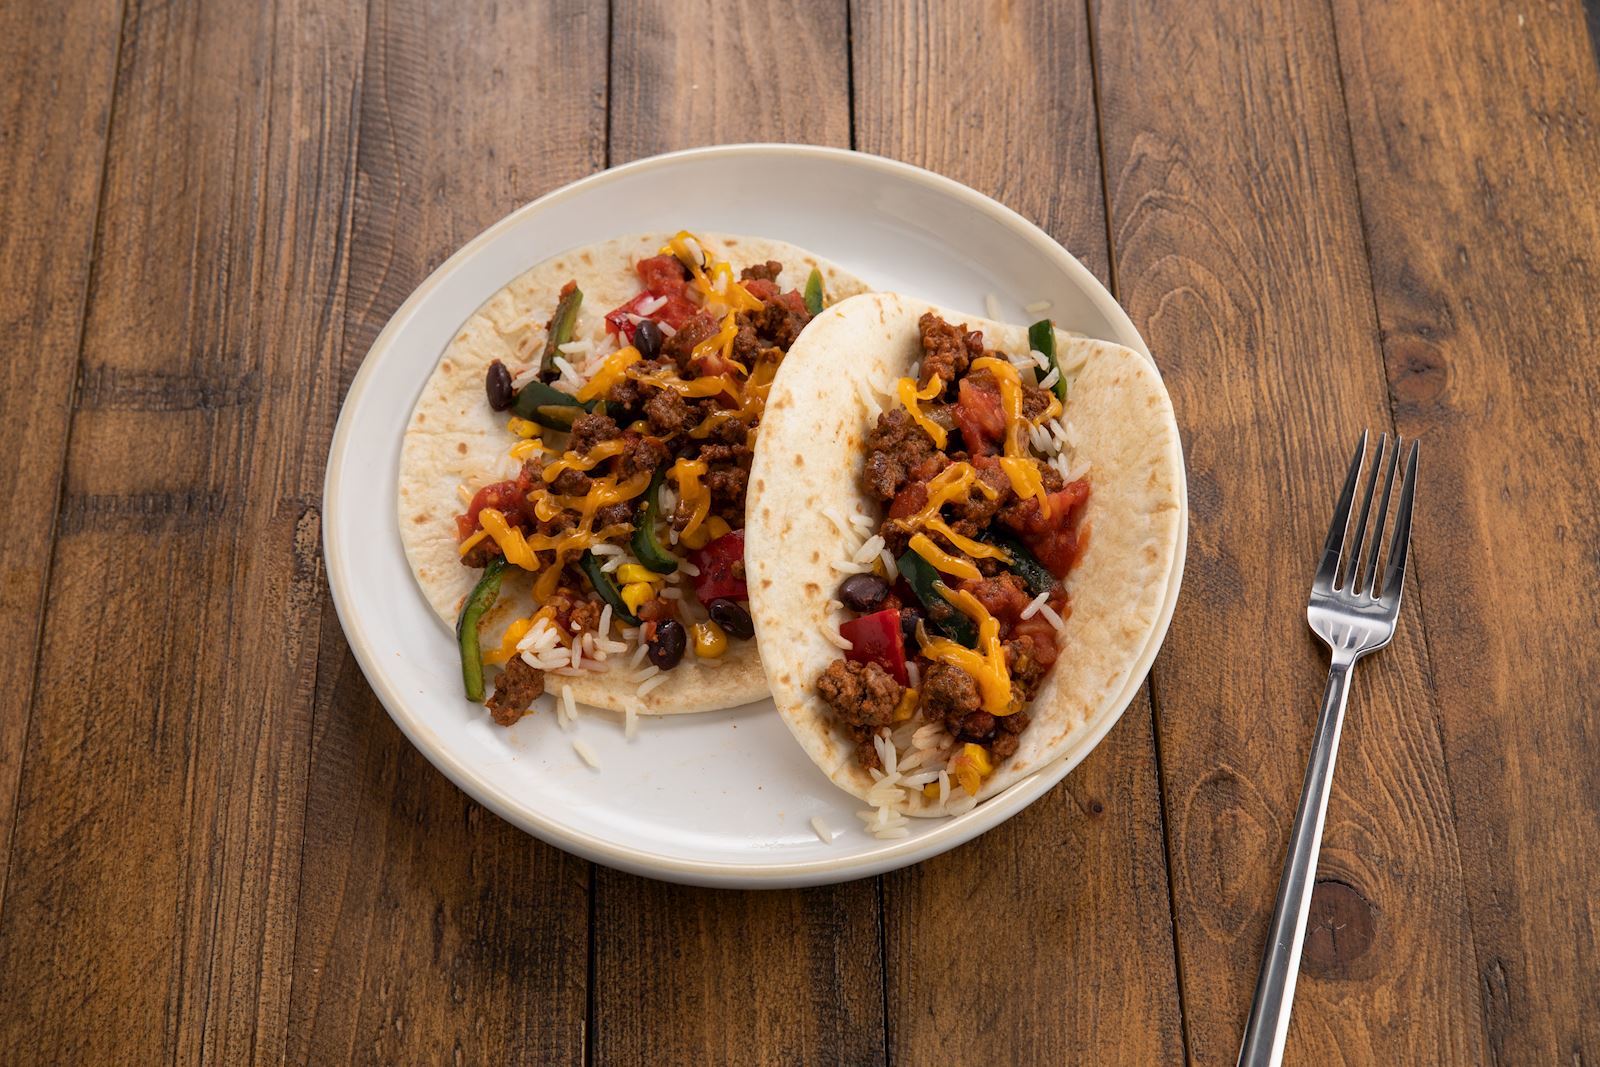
[399,231,870,725]
[745,292,1182,831]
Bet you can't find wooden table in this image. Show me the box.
[3,0,1596,1062]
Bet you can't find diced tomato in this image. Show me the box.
[957,574,1033,623]
[841,608,909,686]
[636,254,689,295]
[690,529,748,603]
[455,479,532,538]
[603,289,702,341]
[1002,479,1091,577]
[775,290,809,316]
[1010,613,1063,669]
[742,278,779,302]
[888,480,928,520]
[953,375,1005,454]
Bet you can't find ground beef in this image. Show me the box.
[537,509,576,536]
[606,373,645,413]
[460,538,503,569]
[740,260,783,282]
[544,586,604,635]
[816,659,905,770]
[617,430,668,479]
[1040,463,1065,492]
[1005,638,1051,700]
[595,501,635,529]
[958,572,1033,622]
[1021,381,1054,421]
[550,468,591,496]
[486,656,544,726]
[918,312,985,390]
[744,296,810,350]
[921,662,981,722]
[698,441,753,505]
[644,388,692,435]
[570,412,621,455]
[948,461,1013,537]
[662,311,720,370]
[863,408,938,500]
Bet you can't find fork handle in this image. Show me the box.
[1236,655,1355,1067]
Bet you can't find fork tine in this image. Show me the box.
[1381,440,1420,601]
[1360,433,1402,596]
[1315,430,1368,590]
[1342,432,1387,590]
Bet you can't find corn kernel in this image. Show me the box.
[507,416,540,439]
[621,582,655,614]
[616,563,661,587]
[691,620,728,658]
[678,524,712,551]
[892,688,919,722]
[704,515,732,540]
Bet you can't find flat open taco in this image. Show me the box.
[745,292,1182,833]
[399,231,869,726]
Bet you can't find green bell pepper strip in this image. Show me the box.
[629,467,679,574]
[539,284,584,380]
[511,379,594,430]
[580,550,640,626]
[981,529,1053,598]
[1028,318,1068,403]
[896,550,977,648]
[456,557,509,702]
[803,268,824,317]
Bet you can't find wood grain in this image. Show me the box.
[0,0,366,1060]
[285,0,607,1063]
[608,0,852,163]
[1091,0,1487,1062]
[1330,0,1600,1059]
[593,5,887,1066]
[0,0,124,905]
[851,2,1183,1062]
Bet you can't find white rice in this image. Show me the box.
[550,356,583,390]
[937,770,951,807]
[598,604,613,637]
[810,816,835,844]
[637,671,670,697]
[510,364,542,390]
[557,339,593,357]
[851,534,886,565]
[658,321,677,337]
[1066,457,1092,482]
[624,705,638,740]
[572,738,599,769]
[562,684,576,722]
[601,555,626,573]
[1020,589,1050,621]
[879,547,897,576]
[829,557,873,575]
[661,586,683,599]
[1038,366,1061,391]
[848,509,875,535]
[680,559,700,577]
[455,484,472,506]
[1028,347,1052,372]
[635,294,668,316]
[822,507,855,539]
[589,543,623,556]
[570,639,583,673]
[821,619,853,651]
[629,642,651,669]
[985,293,1002,321]
[947,792,979,815]
[1025,299,1053,314]
[905,660,921,689]
[1037,600,1067,635]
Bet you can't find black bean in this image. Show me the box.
[837,573,890,614]
[633,320,664,361]
[708,599,754,640]
[647,618,686,670]
[485,359,514,410]
[899,606,924,640]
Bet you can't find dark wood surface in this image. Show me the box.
[1,0,1596,1062]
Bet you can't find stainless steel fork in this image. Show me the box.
[1235,430,1419,1067]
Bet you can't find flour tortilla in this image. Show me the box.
[398,232,870,715]
[745,292,1183,811]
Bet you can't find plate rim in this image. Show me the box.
[322,143,1188,887]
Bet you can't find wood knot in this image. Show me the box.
[1301,879,1375,977]
[1390,339,1449,405]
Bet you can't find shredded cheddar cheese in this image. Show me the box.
[576,346,641,402]
[542,439,628,483]
[909,532,981,581]
[972,356,1051,519]
[457,527,490,557]
[671,458,711,539]
[896,376,947,449]
[918,586,1015,715]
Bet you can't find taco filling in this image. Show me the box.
[812,312,1091,801]
[450,231,838,725]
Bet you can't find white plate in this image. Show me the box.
[323,144,1187,888]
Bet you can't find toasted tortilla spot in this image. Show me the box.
[810,550,821,562]
[794,454,805,466]
[456,441,467,454]
[804,582,820,594]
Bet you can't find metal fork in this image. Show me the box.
[1235,430,1419,1067]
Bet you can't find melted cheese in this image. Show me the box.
[542,439,628,483]
[630,368,732,398]
[919,586,1014,715]
[690,312,742,371]
[671,458,711,538]
[972,356,1051,517]
[896,376,947,449]
[457,527,490,557]
[998,456,1051,519]
[909,533,981,581]
[576,346,641,402]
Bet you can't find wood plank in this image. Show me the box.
[592,5,885,1066]
[1091,0,1487,1062]
[1329,0,1600,1059]
[851,2,1184,1062]
[0,0,366,1061]
[0,0,124,904]
[285,0,608,1063]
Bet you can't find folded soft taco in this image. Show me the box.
[399,231,869,725]
[745,292,1182,830]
